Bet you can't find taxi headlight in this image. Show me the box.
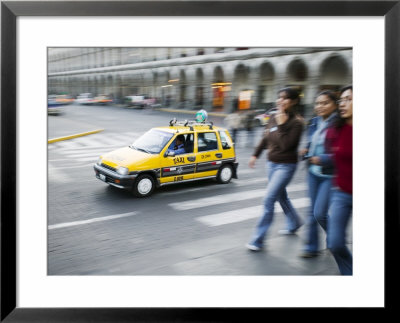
[117,166,129,176]
[97,157,102,165]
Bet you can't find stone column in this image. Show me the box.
[202,65,214,112]
[185,67,196,110]
[303,59,321,118]
[223,66,235,113]
[272,57,288,96]
[247,62,260,110]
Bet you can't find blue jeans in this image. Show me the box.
[304,171,332,252]
[327,188,353,275]
[249,161,302,248]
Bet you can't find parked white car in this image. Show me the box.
[125,95,156,108]
[76,93,95,105]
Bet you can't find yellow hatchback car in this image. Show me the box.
[94,119,239,197]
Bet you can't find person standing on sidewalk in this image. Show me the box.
[324,85,353,275]
[224,110,242,144]
[298,90,338,258]
[246,87,304,251]
[224,98,242,145]
[244,110,256,148]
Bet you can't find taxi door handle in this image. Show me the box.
[187,156,196,162]
[215,153,222,158]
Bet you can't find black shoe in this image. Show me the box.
[299,251,319,258]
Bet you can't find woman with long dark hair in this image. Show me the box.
[246,87,304,251]
[325,85,353,275]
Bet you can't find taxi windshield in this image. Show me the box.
[130,129,173,154]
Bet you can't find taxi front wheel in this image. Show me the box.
[133,174,155,197]
[217,164,233,184]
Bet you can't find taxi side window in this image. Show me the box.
[167,133,194,155]
[197,132,218,152]
[184,133,194,153]
[219,130,232,150]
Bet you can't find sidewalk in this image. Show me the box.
[48,115,104,143]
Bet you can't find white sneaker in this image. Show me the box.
[246,243,262,251]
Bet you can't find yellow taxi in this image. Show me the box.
[94,117,238,197]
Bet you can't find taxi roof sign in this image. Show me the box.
[169,118,214,131]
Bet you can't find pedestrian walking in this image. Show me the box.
[224,99,242,144]
[246,87,304,251]
[299,90,338,258]
[325,85,353,275]
[244,110,256,147]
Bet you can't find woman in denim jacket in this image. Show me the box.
[299,90,337,258]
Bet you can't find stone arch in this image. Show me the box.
[233,63,249,87]
[213,66,225,83]
[287,58,308,82]
[319,54,350,92]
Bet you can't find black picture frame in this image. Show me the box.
[1,1,398,321]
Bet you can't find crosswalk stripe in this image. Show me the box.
[98,135,126,146]
[48,131,142,152]
[123,131,142,140]
[48,162,73,183]
[68,151,105,158]
[235,177,266,186]
[48,163,94,170]
[48,212,137,230]
[54,144,121,152]
[160,177,268,197]
[238,168,261,176]
[75,156,98,162]
[73,136,103,147]
[53,140,84,149]
[196,197,310,227]
[168,183,307,211]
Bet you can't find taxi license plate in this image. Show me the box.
[99,174,106,182]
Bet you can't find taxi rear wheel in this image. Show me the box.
[217,164,233,184]
[133,174,155,197]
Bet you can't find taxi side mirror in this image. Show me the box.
[165,151,175,157]
[223,142,231,149]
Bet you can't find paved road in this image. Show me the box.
[48,104,351,275]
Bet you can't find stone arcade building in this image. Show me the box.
[48,47,352,116]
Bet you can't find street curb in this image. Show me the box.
[155,108,228,118]
[48,129,104,144]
